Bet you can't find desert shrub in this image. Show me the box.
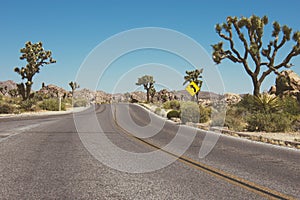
[154,107,161,115]
[131,98,138,103]
[39,98,66,111]
[167,110,181,119]
[228,94,300,132]
[73,99,88,107]
[280,95,300,115]
[236,94,256,113]
[210,110,226,127]
[247,112,294,132]
[63,98,73,105]
[19,99,37,111]
[163,100,180,110]
[199,105,211,123]
[224,107,246,131]
[180,101,199,123]
[253,94,281,113]
[0,103,14,114]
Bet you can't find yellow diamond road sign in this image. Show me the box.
[185,81,200,96]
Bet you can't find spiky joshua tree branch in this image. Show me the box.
[212,15,300,96]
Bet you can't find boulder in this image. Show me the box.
[224,93,241,105]
[0,80,17,96]
[275,70,300,95]
[38,84,69,98]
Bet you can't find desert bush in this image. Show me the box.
[167,110,181,119]
[210,110,226,127]
[162,100,180,110]
[224,107,247,131]
[253,94,281,113]
[19,99,37,111]
[63,98,73,105]
[0,103,15,114]
[180,101,199,123]
[247,112,294,132]
[73,99,88,107]
[236,94,256,113]
[154,107,161,115]
[280,95,300,115]
[39,98,66,111]
[199,105,211,123]
[130,98,138,103]
[226,94,300,132]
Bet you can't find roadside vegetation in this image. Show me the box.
[0,42,84,114]
[225,94,300,132]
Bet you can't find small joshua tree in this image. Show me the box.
[69,81,80,97]
[14,41,56,100]
[136,75,155,103]
[183,69,203,102]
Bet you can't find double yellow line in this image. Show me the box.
[111,105,296,200]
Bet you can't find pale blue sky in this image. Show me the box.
[1,0,300,94]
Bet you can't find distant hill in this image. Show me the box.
[0,80,17,90]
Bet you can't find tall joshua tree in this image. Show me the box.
[183,69,203,102]
[212,15,300,96]
[14,41,56,100]
[136,75,155,103]
[69,81,80,97]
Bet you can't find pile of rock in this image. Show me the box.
[130,91,146,103]
[269,70,300,101]
[224,93,242,105]
[0,80,17,96]
[38,84,69,98]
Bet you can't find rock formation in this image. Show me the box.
[269,70,300,101]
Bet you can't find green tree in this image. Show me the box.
[212,15,300,96]
[14,41,56,100]
[136,75,155,103]
[183,69,203,102]
[69,81,80,97]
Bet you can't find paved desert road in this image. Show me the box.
[0,104,299,199]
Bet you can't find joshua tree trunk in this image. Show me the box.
[146,89,150,103]
[252,78,261,97]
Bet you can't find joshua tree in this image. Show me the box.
[149,86,156,103]
[212,15,300,96]
[183,69,203,102]
[136,75,155,103]
[124,92,131,102]
[14,41,56,100]
[69,81,80,97]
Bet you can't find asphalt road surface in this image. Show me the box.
[0,104,299,199]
